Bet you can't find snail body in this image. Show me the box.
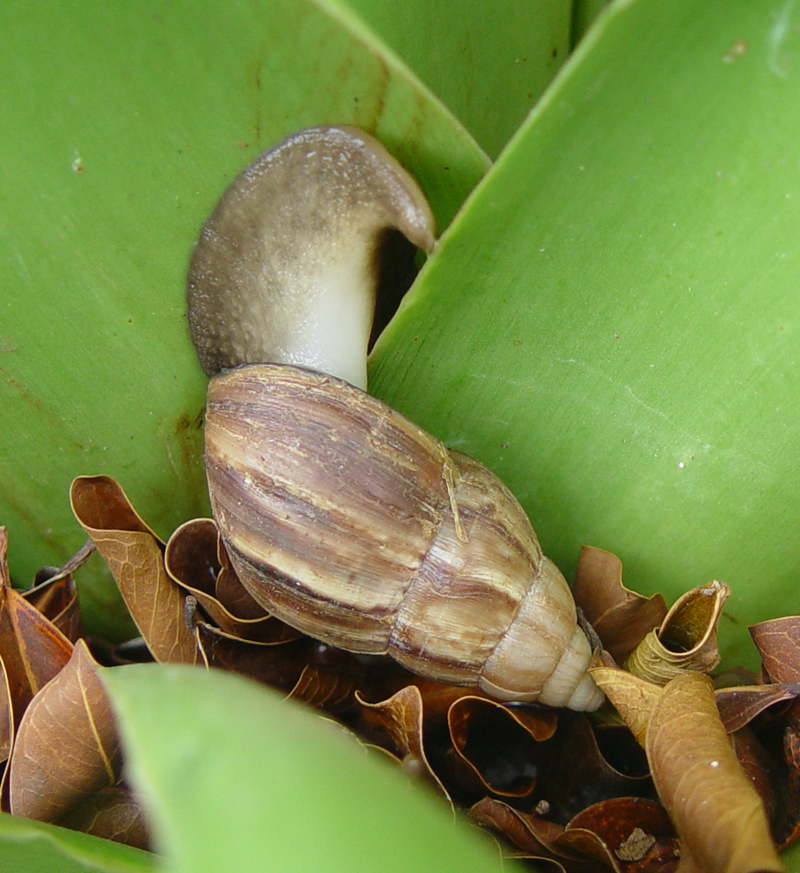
[188,125,603,711]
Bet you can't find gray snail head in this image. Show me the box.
[187,125,435,390]
[186,125,603,712]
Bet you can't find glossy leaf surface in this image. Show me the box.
[0,0,487,636]
[371,0,800,667]
[101,664,518,873]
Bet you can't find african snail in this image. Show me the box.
[187,125,603,712]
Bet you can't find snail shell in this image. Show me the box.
[204,363,603,711]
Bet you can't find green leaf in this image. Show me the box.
[342,0,572,158]
[0,0,487,637]
[0,812,159,873]
[370,0,800,670]
[100,664,516,873]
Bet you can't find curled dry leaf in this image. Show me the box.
[0,659,12,768]
[729,727,788,841]
[57,784,148,849]
[750,617,800,684]
[447,696,556,798]
[0,580,74,721]
[24,568,82,643]
[8,640,118,818]
[777,729,800,850]
[357,684,449,797]
[544,716,652,825]
[554,797,678,873]
[646,673,782,873]
[7,639,146,847]
[192,617,372,712]
[624,580,729,685]
[589,665,661,747]
[573,546,667,660]
[70,476,199,664]
[469,797,576,867]
[165,518,300,644]
[715,683,800,733]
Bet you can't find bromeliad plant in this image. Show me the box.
[2,0,800,871]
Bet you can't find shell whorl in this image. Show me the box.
[204,364,602,711]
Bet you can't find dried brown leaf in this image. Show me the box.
[625,581,729,685]
[0,583,74,719]
[589,665,660,746]
[447,697,556,798]
[646,673,782,873]
[776,728,800,850]
[469,797,571,862]
[0,658,12,767]
[542,716,652,825]
[70,475,199,664]
[165,519,299,644]
[715,683,800,732]
[57,784,148,849]
[750,617,800,684]
[556,797,678,873]
[8,639,121,824]
[470,798,622,873]
[574,546,668,660]
[357,684,449,797]
[729,727,787,840]
[24,569,82,642]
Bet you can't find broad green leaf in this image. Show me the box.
[371,0,800,670]
[100,664,517,873]
[343,0,572,158]
[0,0,487,637]
[0,812,158,873]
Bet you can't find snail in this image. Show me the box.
[187,125,603,711]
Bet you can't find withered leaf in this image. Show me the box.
[469,797,567,859]
[624,581,729,685]
[573,546,668,660]
[589,664,661,746]
[715,683,800,732]
[646,673,782,873]
[165,519,299,644]
[729,727,787,840]
[70,475,199,664]
[56,784,148,850]
[0,658,12,767]
[8,640,121,825]
[24,569,82,643]
[556,797,677,873]
[357,684,449,797]
[750,617,800,684]
[287,665,353,712]
[777,728,800,850]
[447,697,556,798]
[470,798,605,872]
[543,716,652,825]
[0,581,74,719]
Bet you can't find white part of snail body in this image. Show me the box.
[188,125,434,390]
[187,125,603,711]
